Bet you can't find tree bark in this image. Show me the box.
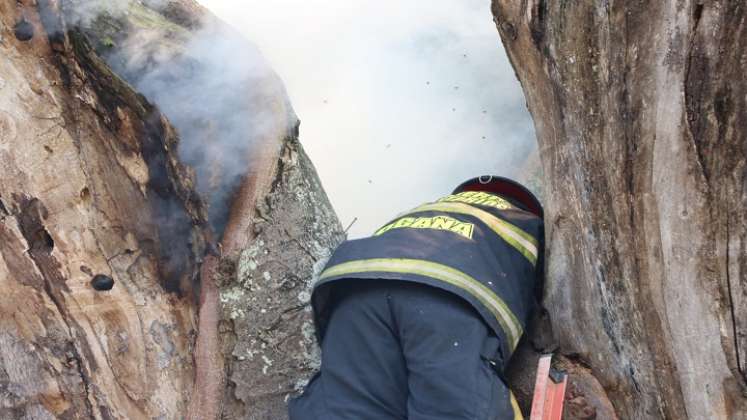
[492,1,747,419]
[0,1,209,418]
[12,0,746,419]
[1,1,341,418]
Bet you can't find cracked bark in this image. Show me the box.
[15,197,97,418]
[1,1,341,418]
[493,1,747,419]
[0,1,210,418]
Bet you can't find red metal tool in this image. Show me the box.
[530,354,568,420]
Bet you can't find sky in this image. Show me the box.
[199,0,535,237]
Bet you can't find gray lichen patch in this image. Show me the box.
[219,136,344,419]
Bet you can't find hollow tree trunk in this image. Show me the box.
[492,1,747,419]
[1,1,341,418]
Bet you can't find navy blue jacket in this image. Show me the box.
[312,190,544,361]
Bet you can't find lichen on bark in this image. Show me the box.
[220,132,344,420]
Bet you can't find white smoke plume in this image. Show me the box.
[65,0,130,25]
[110,24,281,235]
[66,0,170,25]
[199,0,537,237]
[63,0,537,239]
[64,0,285,236]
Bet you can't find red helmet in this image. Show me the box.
[453,175,543,218]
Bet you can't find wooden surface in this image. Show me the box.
[492,1,747,418]
[0,1,208,417]
[0,1,343,418]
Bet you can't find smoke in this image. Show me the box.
[110,25,280,235]
[65,0,130,25]
[199,0,537,238]
[65,0,286,236]
[65,0,169,25]
[64,0,537,240]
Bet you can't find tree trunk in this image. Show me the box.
[11,0,745,418]
[0,1,208,418]
[0,1,341,418]
[492,1,747,419]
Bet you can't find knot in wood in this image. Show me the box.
[91,274,115,291]
[14,19,34,42]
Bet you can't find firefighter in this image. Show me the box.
[288,176,544,420]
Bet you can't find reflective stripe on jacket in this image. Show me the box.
[312,191,544,361]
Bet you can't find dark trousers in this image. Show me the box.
[288,280,519,420]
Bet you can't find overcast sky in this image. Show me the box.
[199,0,535,237]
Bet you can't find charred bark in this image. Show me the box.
[493,1,747,419]
[1,1,342,418]
[0,0,211,418]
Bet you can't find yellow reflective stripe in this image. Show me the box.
[319,258,522,349]
[406,202,538,265]
[438,191,516,211]
[510,392,524,420]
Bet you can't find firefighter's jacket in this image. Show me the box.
[312,190,544,363]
